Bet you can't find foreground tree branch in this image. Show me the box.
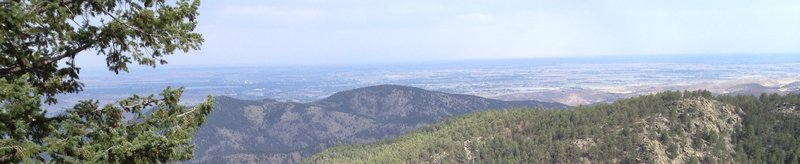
[0,0,204,103]
[0,0,213,163]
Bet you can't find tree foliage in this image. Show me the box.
[0,0,212,163]
[1,0,203,103]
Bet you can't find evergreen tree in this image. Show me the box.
[0,0,212,163]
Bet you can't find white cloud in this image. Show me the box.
[456,13,493,22]
[221,5,321,19]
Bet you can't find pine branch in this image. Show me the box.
[0,43,93,75]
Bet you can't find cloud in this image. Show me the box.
[221,5,321,19]
[160,0,800,66]
[456,13,493,22]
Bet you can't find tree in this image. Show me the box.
[0,0,212,163]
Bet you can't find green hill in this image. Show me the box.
[306,91,800,163]
[191,85,566,163]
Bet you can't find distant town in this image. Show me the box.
[48,54,800,112]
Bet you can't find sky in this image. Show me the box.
[78,0,800,67]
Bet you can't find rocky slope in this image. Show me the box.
[190,85,567,163]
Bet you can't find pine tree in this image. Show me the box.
[0,0,211,163]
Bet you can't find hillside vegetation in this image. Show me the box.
[307,91,800,163]
[192,85,566,163]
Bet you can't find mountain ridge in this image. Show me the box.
[191,85,568,163]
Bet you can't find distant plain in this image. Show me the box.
[49,54,800,111]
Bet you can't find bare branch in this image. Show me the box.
[176,107,197,118]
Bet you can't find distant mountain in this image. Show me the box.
[492,80,800,106]
[494,87,628,106]
[308,91,800,163]
[724,83,773,95]
[191,85,568,163]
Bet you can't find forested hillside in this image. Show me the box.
[192,85,566,163]
[307,91,800,163]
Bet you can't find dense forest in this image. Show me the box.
[306,91,800,163]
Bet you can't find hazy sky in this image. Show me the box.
[79,0,800,67]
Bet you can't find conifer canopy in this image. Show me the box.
[0,0,212,163]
